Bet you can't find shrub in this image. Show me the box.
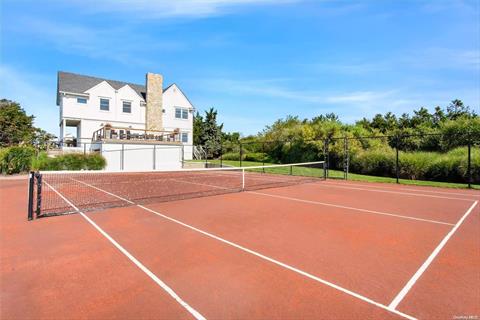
[221,152,243,161]
[0,146,35,174]
[350,149,396,177]
[399,152,435,180]
[244,152,267,162]
[31,152,106,171]
[349,146,479,183]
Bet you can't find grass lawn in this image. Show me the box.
[186,159,479,190]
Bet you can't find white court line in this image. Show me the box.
[323,181,480,199]
[73,179,417,320]
[388,200,479,310]
[249,191,454,226]
[154,177,454,226]
[309,181,474,202]
[44,180,206,320]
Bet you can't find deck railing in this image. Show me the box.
[92,126,181,144]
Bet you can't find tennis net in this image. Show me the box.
[27,161,325,219]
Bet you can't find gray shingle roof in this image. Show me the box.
[57,71,174,105]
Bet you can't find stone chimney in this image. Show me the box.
[145,73,163,131]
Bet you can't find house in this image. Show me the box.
[57,71,195,167]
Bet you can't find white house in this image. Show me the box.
[57,71,195,167]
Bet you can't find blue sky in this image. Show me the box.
[1,0,479,136]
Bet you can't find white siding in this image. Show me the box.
[162,84,194,142]
[59,79,194,161]
[61,81,145,140]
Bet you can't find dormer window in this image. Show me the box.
[175,107,188,119]
[77,98,87,104]
[100,98,110,111]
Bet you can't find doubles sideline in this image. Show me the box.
[308,181,475,202]
[327,179,480,198]
[388,200,478,310]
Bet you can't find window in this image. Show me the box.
[100,98,109,111]
[181,132,188,143]
[122,101,131,113]
[77,97,87,104]
[175,107,188,119]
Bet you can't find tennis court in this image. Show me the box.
[1,162,479,319]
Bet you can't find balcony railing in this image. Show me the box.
[92,126,181,144]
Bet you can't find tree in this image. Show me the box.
[199,108,224,158]
[33,128,57,150]
[446,99,476,120]
[411,107,433,128]
[0,99,36,147]
[432,106,446,127]
[193,111,204,145]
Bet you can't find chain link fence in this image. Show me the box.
[195,132,479,188]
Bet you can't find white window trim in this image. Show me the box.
[122,100,132,114]
[181,132,188,143]
[99,97,111,112]
[77,97,88,104]
[175,107,189,120]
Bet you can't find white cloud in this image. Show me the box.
[0,65,58,135]
[13,18,185,66]
[67,0,300,19]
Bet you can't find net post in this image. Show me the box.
[242,168,245,190]
[323,160,327,180]
[35,172,42,217]
[27,171,34,220]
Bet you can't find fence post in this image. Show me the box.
[468,138,472,189]
[205,145,208,168]
[262,142,265,173]
[343,136,349,180]
[239,143,243,168]
[323,138,330,179]
[323,139,328,179]
[220,144,223,168]
[395,135,400,184]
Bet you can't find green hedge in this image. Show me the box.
[0,146,36,174]
[31,152,106,171]
[0,146,106,174]
[220,152,268,162]
[349,147,479,183]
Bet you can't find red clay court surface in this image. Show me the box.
[1,177,479,319]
